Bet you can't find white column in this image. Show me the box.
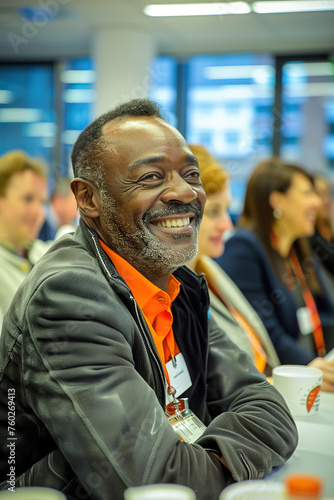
[93,29,157,118]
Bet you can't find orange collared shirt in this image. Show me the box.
[99,239,181,384]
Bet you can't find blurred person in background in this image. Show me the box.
[187,145,280,375]
[217,157,334,392]
[313,174,334,241]
[309,174,334,304]
[38,177,78,241]
[309,174,334,279]
[0,150,49,322]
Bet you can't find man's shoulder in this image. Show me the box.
[6,229,115,327]
[31,227,103,284]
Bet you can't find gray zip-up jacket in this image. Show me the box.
[0,220,298,500]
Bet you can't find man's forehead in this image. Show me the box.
[101,116,189,156]
[102,115,182,139]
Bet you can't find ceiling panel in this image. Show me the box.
[0,0,333,59]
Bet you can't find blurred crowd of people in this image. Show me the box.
[215,156,334,391]
[185,147,334,391]
[0,150,78,327]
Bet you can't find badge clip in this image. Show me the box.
[165,386,206,444]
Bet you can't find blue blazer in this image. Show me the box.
[217,228,334,365]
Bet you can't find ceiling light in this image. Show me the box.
[144,2,251,17]
[252,1,334,14]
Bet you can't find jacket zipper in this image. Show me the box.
[132,298,166,408]
[240,452,252,479]
[89,228,166,408]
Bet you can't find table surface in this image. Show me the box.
[266,391,334,498]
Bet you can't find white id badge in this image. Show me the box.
[165,354,205,443]
[296,307,313,335]
[167,408,207,444]
[165,353,192,403]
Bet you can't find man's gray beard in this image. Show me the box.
[139,226,199,270]
[100,190,199,272]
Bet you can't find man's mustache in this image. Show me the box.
[144,203,203,223]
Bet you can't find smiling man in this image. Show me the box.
[0,99,297,500]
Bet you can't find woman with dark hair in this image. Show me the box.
[217,157,334,391]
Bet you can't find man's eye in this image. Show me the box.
[142,173,159,180]
[138,172,163,184]
[184,170,201,181]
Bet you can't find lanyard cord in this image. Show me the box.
[270,231,326,357]
[289,248,326,357]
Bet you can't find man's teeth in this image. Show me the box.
[156,217,190,228]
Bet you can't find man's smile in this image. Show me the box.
[146,203,201,221]
[145,204,201,236]
[155,217,190,228]
[150,213,194,232]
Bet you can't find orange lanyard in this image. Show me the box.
[226,302,267,373]
[289,248,326,357]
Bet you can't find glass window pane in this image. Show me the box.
[0,63,55,165]
[281,61,334,172]
[149,56,178,128]
[60,57,95,177]
[185,54,275,217]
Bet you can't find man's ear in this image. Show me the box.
[70,178,100,219]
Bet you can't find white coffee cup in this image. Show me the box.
[219,480,284,499]
[272,365,323,417]
[0,487,66,499]
[123,484,196,500]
